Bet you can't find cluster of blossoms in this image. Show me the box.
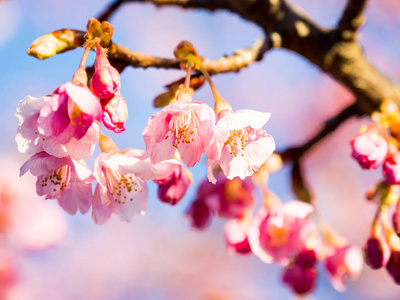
[186,163,363,295]
[350,99,400,284]
[18,23,275,226]
[19,19,371,296]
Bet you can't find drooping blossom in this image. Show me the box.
[224,217,252,255]
[153,159,191,206]
[91,149,157,224]
[324,244,363,292]
[206,109,275,183]
[90,44,121,100]
[143,89,215,167]
[101,91,128,133]
[247,201,316,264]
[36,81,102,146]
[20,151,93,215]
[186,175,255,230]
[16,95,100,160]
[350,128,388,170]
[281,249,318,295]
[383,152,400,185]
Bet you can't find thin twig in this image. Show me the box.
[97,0,125,22]
[279,102,363,163]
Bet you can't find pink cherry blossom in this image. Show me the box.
[206,109,275,183]
[224,217,252,255]
[324,244,363,292]
[383,153,400,184]
[281,249,318,295]
[153,159,191,206]
[20,151,93,215]
[16,95,100,160]
[101,91,128,133]
[186,175,255,230]
[143,100,215,167]
[91,44,121,100]
[92,149,157,224]
[37,81,102,145]
[248,201,316,264]
[350,129,388,170]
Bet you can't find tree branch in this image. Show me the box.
[97,0,125,22]
[279,102,363,163]
[337,0,368,41]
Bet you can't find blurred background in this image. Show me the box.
[1,0,400,299]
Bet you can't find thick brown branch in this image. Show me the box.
[223,0,400,114]
[121,0,230,11]
[279,102,363,163]
[337,0,368,40]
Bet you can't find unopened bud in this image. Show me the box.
[27,29,84,60]
[174,41,198,62]
[364,237,391,269]
[87,18,102,40]
[100,21,114,45]
[386,251,400,285]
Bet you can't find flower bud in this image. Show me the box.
[383,153,400,185]
[386,251,400,284]
[350,129,388,170]
[154,163,192,206]
[185,200,213,230]
[91,46,121,99]
[281,250,318,295]
[27,29,84,60]
[86,18,102,40]
[174,41,198,62]
[364,237,391,269]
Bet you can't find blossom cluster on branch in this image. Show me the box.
[14,0,400,296]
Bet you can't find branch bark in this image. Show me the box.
[338,0,368,41]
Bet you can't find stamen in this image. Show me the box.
[104,167,142,205]
[165,110,199,147]
[224,127,251,157]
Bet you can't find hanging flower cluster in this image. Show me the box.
[350,99,400,285]
[18,21,275,226]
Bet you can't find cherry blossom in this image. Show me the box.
[383,152,400,184]
[143,97,215,167]
[350,128,388,170]
[206,109,275,183]
[92,149,157,224]
[224,217,252,255]
[101,91,128,133]
[36,81,102,145]
[281,249,318,295]
[248,201,316,264]
[153,159,191,206]
[324,244,363,292]
[19,152,93,215]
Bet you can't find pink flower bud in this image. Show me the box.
[153,161,191,206]
[386,251,400,284]
[101,91,128,133]
[281,250,318,295]
[364,237,391,269]
[185,200,213,230]
[383,153,400,185]
[350,130,388,170]
[91,46,121,99]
